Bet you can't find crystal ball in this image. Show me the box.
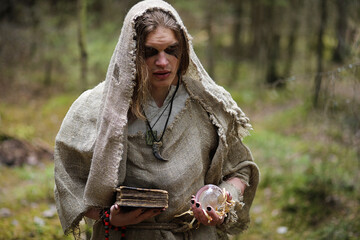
[195,184,225,211]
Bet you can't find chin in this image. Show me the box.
[152,79,176,88]
[152,82,172,90]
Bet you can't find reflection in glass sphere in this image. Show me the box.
[195,184,226,211]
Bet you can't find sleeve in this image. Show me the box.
[221,137,253,184]
[54,139,92,235]
[54,87,101,235]
[217,137,260,235]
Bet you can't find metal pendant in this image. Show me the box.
[152,141,168,161]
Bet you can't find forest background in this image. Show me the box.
[0,0,359,239]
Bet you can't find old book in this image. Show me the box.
[115,186,168,210]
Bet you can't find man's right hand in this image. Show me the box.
[109,204,163,227]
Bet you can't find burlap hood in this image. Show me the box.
[54,0,257,235]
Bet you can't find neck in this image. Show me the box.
[151,87,169,107]
[151,77,179,107]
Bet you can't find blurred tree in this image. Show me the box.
[0,0,358,94]
[332,0,349,63]
[77,0,88,91]
[28,0,39,58]
[205,0,216,79]
[0,0,15,22]
[284,0,302,79]
[88,0,105,16]
[0,0,40,86]
[230,0,244,84]
[313,0,328,107]
[249,0,265,60]
[264,0,283,87]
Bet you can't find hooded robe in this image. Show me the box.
[54,0,260,239]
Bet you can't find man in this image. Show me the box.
[54,1,259,239]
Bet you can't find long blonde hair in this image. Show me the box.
[131,9,189,120]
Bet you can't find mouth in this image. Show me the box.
[153,71,171,79]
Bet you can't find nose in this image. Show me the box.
[155,51,169,68]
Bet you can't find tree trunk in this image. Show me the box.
[264,1,282,87]
[44,60,52,86]
[266,34,281,86]
[332,0,348,63]
[313,0,327,108]
[249,0,263,60]
[77,0,88,91]
[230,0,243,84]
[205,0,215,79]
[284,0,301,78]
[28,0,39,58]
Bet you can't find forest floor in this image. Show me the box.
[0,79,359,239]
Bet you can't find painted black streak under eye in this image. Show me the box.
[144,45,180,59]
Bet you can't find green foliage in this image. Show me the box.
[0,164,53,207]
[282,171,337,225]
[1,81,358,240]
[0,163,73,239]
[0,93,78,144]
[0,103,36,141]
[41,94,78,116]
[0,0,359,239]
[308,214,360,240]
[86,22,119,86]
[238,84,359,239]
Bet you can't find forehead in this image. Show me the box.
[145,26,178,47]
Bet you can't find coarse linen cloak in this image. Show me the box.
[54,0,260,238]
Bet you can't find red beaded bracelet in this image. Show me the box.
[100,208,127,240]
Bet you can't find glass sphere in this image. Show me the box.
[195,184,225,211]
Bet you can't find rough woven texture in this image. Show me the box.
[54,0,260,237]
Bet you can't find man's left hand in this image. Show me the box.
[190,191,232,226]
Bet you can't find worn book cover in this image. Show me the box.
[115,186,169,209]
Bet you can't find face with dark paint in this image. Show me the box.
[144,26,181,92]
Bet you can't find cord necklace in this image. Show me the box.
[143,75,180,161]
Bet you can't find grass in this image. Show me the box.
[0,93,77,239]
[1,79,359,239]
[1,43,359,239]
[0,92,78,145]
[1,1,359,238]
[0,163,72,239]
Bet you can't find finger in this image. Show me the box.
[114,208,150,226]
[205,206,223,225]
[190,196,196,206]
[110,204,120,215]
[120,208,144,220]
[191,199,200,211]
[132,208,146,217]
[114,204,121,211]
[190,195,197,208]
[191,201,202,214]
[192,202,210,225]
[136,208,162,222]
[109,205,125,226]
[226,191,233,201]
[199,209,213,225]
